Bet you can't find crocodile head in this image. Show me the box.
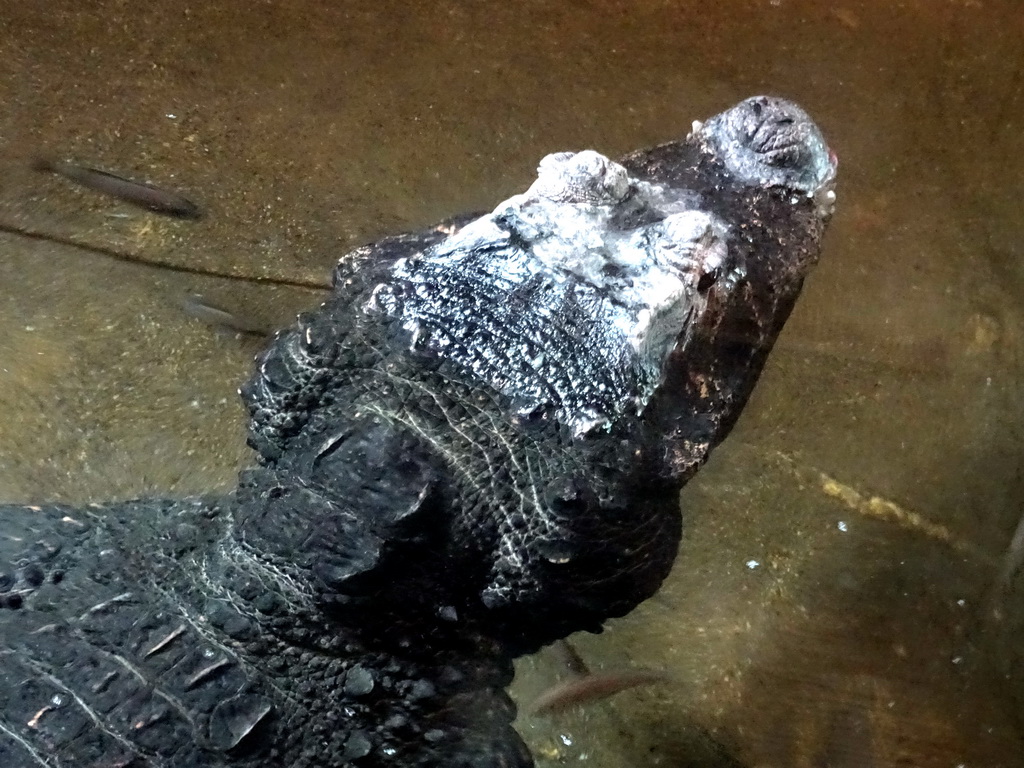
[235,95,836,762]
[241,95,836,648]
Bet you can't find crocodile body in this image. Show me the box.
[0,96,837,767]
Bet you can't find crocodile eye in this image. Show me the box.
[697,267,720,293]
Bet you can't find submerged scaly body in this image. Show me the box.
[1,96,836,767]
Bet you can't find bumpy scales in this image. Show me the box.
[0,96,836,767]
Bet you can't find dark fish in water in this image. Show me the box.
[987,508,1024,621]
[530,668,667,715]
[999,510,1024,590]
[32,157,202,219]
[550,638,591,677]
[181,294,269,337]
[816,702,878,768]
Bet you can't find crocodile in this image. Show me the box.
[0,95,837,768]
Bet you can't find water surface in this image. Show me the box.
[1,1,1021,765]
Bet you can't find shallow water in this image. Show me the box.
[1,0,1022,765]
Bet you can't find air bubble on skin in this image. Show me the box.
[814,187,838,219]
[51,694,64,706]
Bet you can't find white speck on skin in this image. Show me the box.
[952,656,963,664]
[560,733,573,746]
[837,520,848,532]
[746,559,760,569]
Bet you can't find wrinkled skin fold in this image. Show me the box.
[0,96,836,767]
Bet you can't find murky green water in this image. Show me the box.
[1,1,1021,765]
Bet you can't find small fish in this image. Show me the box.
[988,509,1024,619]
[817,703,877,768]
[181,294,269,337]
[32,157,201,219]
[550,638,591,677]
[530,669,666,715]
[1000,510,1024,587]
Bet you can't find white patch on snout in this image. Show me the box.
[492,154,730,372]
[381,150,735,436]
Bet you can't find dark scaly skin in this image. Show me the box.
[0,96,837,767]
